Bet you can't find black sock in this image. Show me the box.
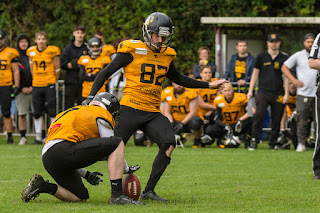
[42,181,58,195]
[20,130,26,138]
[110,179,123,197]
[42,130,46,139]
[144,149,171,193]
[7,132,12,138]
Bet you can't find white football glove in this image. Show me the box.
[235,120,243,133]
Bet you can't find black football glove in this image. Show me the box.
[82,95,94,105]
[71,58,78,70]
[125,165,141,174]
[85,171,103,185]
[173,122,184,134]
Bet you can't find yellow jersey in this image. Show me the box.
[197,78,219,119]
[286,93,296,118]
[162,86,198,122]
[0,47,19,86]
[117,40,176,112]
[46,105,115,144]
[101,44,116,59]
[213,93,247,125]
[27,45,61,87]
[78,55,111,98]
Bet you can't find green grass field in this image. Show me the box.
[1,136,320,212]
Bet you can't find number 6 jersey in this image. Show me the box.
[117,40,176,112]
[27,45,61,87]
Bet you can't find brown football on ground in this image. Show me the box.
[122,173,141,200]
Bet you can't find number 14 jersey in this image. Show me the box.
[27,45,61,87]
[117,40,176,112]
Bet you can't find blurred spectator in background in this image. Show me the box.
[16,34,33,145]
[193,46,216,79]
[0,29,20,144]
[27,31,60,144]
[224,40,255,93]
[60,25,88,110]
[282,33,317,152]
[247,33,288,150]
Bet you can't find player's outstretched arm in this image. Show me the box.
[166,62,209,88]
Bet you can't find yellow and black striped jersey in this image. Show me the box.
[213,93,247,125]
[45,105,115,144]
[78,55,111,97]
[0,47,19,86]
[117,39,176,112]
[161,86,198,122]
[197,78,219,119]
[27,45,60,87]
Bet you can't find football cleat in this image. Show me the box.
[108,194,144,205]
[21,174,45,202]
[140,191,168,201]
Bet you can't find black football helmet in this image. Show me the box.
[142,12,174,52]
[0,30,6,39]
[90,92,120,121]
[87,37,103,56]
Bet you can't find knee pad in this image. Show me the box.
[159,144,172,165]
[189,116,203,131]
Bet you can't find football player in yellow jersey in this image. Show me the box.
[27,31,61,144]
[83,12,227,201]
[197,66,218,119]
[162,83,204,147]
[205,83,255,148]
[277,81,298,149]
[21,92,143,205]
[0,30,20,143]
[92,32,116,60]
[79,37,110,100]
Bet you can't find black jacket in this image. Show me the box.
[17,34,32,89]
[60,40,88,85]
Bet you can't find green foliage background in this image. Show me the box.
[1,0,320,73]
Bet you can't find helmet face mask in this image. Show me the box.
[142,12,174,53]
[87,37,102,56]
[90,92,121,122]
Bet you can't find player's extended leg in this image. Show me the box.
[141,113,175,201]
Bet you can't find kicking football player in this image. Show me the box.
[162,83,203,147]
[82,12,227,201]
[79,37,111,100]
[21,92,143,205]
[27,31,60,144]
[0,29,20,144]
[206,83,255,148]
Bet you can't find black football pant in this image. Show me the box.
[65,84,82,110]
[251,91,284,145]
